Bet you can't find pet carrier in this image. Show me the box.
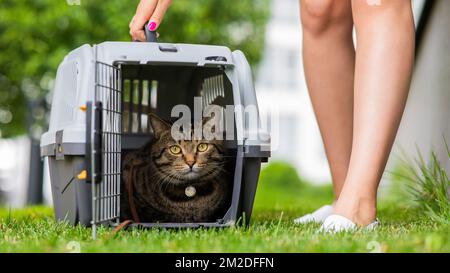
[41,30,270,238]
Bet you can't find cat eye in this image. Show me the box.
[197,143,209,152]
[169,145,182,155]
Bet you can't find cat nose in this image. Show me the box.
[185,155,195,168]
[186,160,195,168]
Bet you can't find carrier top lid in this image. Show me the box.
[94,42,234,67]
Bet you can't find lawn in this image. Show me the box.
[0,162,449,253]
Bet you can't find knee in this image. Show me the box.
[352,0,413,26]
[301,0,351,35]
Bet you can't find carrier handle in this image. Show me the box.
[132,23,158,42]
[144,23,158,42]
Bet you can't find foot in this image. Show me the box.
[319,214,380,233]
[294,205,333,224]
[333,193,377,226]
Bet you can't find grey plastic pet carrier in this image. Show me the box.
[41,30,270,238]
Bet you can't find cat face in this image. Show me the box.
[149,114,224,184]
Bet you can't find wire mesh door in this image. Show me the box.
[91,62,122,238]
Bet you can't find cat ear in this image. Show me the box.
[149,114,170,139]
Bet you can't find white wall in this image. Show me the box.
[393,0,450,173]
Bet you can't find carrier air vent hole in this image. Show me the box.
[141,80,150,133]
[205,56,227,62]
[141,114,148,133]
[122,79,131,133]
[150,80,158,111]
[122,78,159,134]
[131,80,140,133]
[201,75,225,108]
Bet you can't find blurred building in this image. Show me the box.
[255,0,446,184]
[255,0,329,183]
[0,137,30,206]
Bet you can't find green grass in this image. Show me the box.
[395,143,450,225]
[0,161,449,253]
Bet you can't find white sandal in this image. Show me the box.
[293,205,334,224]
[319,214,380,233]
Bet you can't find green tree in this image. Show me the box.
[0,0,269,137]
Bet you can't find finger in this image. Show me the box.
[147,0,173,31]
[129,26,146,42]
[130,0,158,41]
[135,30,147,41]
[129,15,135,29]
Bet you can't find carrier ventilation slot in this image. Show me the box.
[122,78,158,134]
[201,75,225,109]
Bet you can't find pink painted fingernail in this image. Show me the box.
[148,21,157,31]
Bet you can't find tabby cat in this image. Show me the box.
[121,114,230,223]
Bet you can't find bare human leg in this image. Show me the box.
[333,0,415,226]
[300,0,355,200]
